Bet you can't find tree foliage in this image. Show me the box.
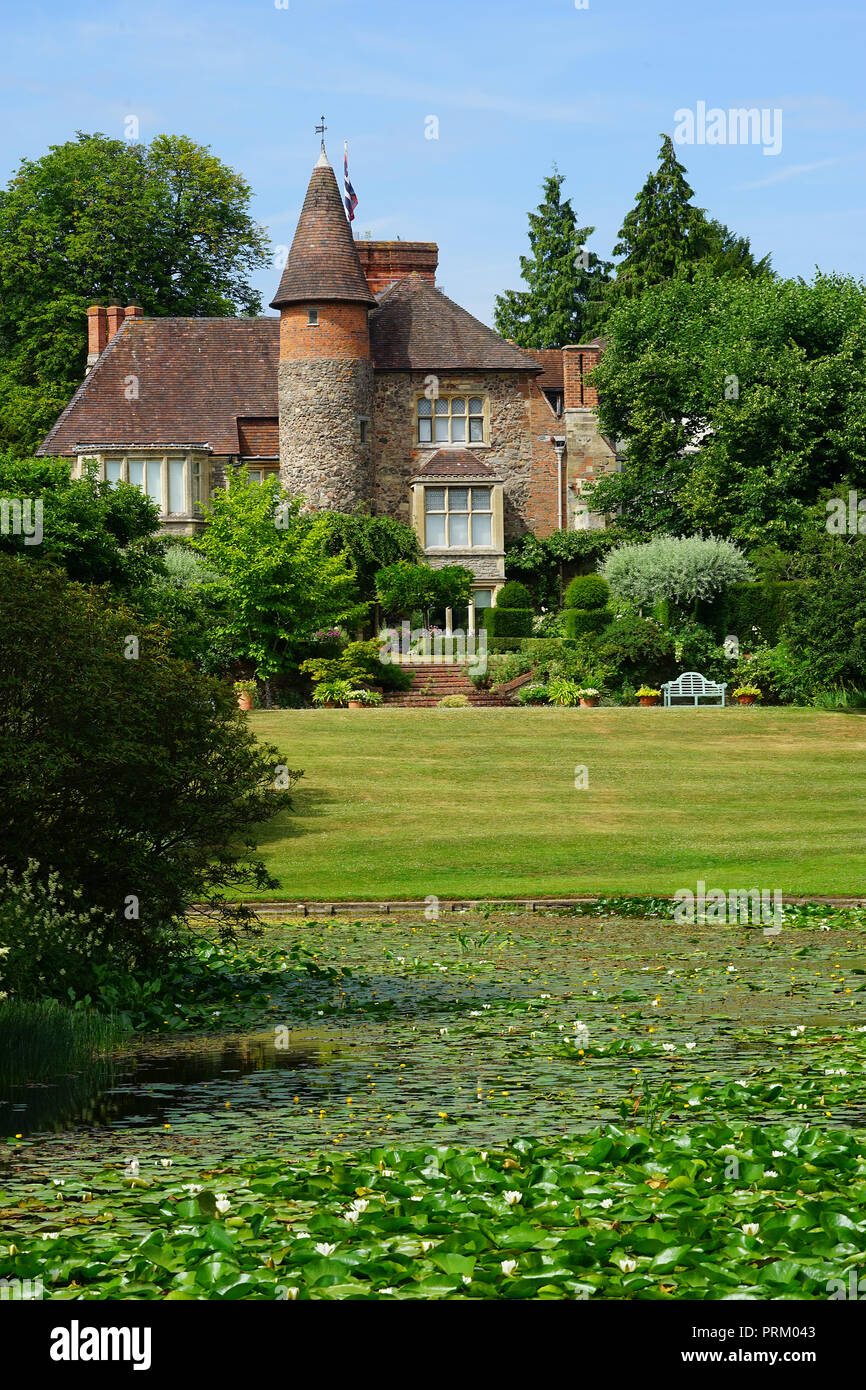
[606,135,771,311]
[375,560,474,619]
[494,170,612,346]
[602,534,751,607]
[0,132,271,454]
[0,556,295,972]
[586,270,866,545]
[193,475,365,683]
[0,454,164,587]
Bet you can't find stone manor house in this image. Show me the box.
[39,144,617,622]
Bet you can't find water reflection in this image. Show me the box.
[0,1031,353,1139]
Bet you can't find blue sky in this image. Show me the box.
[2,0,863,325]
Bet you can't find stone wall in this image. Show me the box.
[278,358,374,510]
[371,369,540,536]
[564,407,617,529]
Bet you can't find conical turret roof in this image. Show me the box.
[270,151,375,309]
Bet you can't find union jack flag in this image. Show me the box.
[344,142,358,222]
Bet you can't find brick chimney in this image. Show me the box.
[125,304,143,320]
[86,306,108,371]
[106,304,125,338]
[563,343,604,410]
[355,241,438,296]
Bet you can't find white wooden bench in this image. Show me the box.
[662,671,727,707]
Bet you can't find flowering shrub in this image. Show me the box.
[0,862,120,999]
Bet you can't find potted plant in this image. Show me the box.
[547,678,583,707]
[636,685,661,707]
[347,688,383,709]
[578,687,601,708]
[733,685,761,706]
[311,679,353,709]
[233,679,257,711]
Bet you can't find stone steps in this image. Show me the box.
[383,662,513,708]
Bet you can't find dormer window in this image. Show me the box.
[307,309,319,327]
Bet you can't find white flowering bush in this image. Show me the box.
[0,862,117,999]
[602,534,751,608]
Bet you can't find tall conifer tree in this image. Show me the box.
[494,170,611,347]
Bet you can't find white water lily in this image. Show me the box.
[343,1208,360,1223]
[182,1183,202,1196]
[215,1194,231,1215]
[685,1042,696,1051]
[765,1170,778,1178]
[125,1157,140,1175]
[771,1150,785,1158]
[617,1256,637,1273]
[573,1021,589,1046]
[461,1274,472,1284]
[283,1287,299,1300]
[742,1223,759,1236]
[350,1198,369,1212]
[40,1232,59,1241]
[601,1198,613,1209]
[540,993,551,999]
[158,1158,173,1168]
[480,1151,488,1161]
[662,1043,676,1052]
[421,1240,436,1253]
[294,1231,311,1239]
[315,1242,337,1256]
[439,1028,449,1036]
[503,1190,522,1206]
[500,1260,518,1276]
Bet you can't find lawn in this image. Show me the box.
[248,707,866,899]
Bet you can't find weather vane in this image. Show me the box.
[315,115,327,143]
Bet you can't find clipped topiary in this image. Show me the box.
[564,607,610,639]
[496,579,533,610]
[564,574,610,610]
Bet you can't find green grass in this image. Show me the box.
[248,707,866,899]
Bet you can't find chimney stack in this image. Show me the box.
[106,304,125,338]
[86,306,108,372]
[125,304,143,320]
[355,241,439,296]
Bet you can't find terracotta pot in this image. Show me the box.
[639,696,659,707]
[737,694,757,706]
[580,697,599,708]
[237,693,253,711]
[348,700,364,710]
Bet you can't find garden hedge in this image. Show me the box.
[700,581,806,645]
[481,606,534,638]
[564,607,612,639]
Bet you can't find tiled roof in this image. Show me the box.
[39,282,544,457]
[523,348,564,390]
[369,276,543,372]
[414,450,497,479]
[270,156,375,309]
[39,318,280,456]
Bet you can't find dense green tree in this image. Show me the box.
[0,455,163,587]
[494,171,612,346]
[606,136,770,310]
[0,132,271,454]
[315,511,422,607]
[374,559,474,621]
[586,270,866,546]
[193,474,365,693]
[0,556,295,975]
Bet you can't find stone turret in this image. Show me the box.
[271,147,376,511]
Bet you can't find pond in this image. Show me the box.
[3,910,864,1180]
